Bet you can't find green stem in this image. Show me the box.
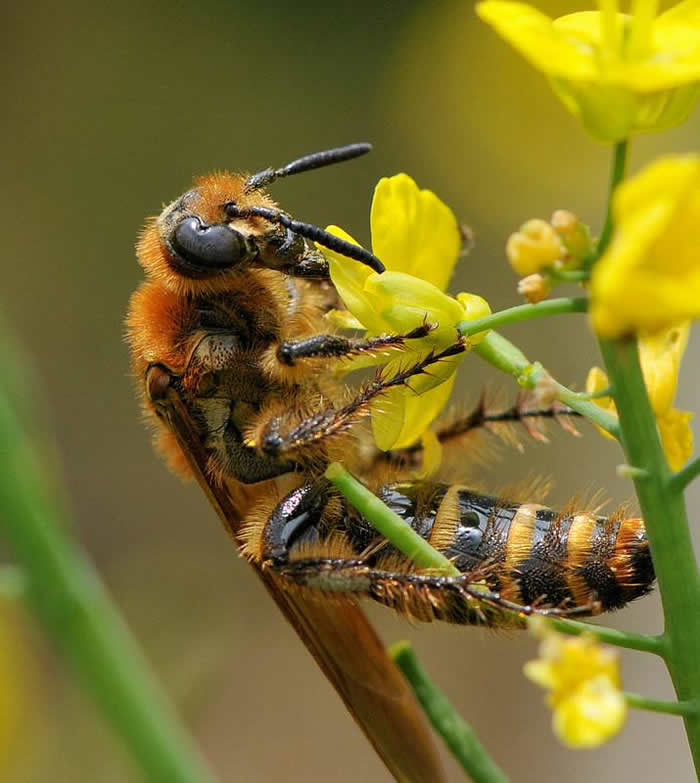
[594,139,628,260]
[668,457,700,494]
[390,642,510,783]
[474,332,620,437]
[325,463,459,575]
[457,297,588,338]
[599,337,700,777]
[548,268,589,283]
[548,618,665,656]
[0,350,217,783]
[625,692,698,718]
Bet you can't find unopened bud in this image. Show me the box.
[506,219,563,276]
[518,273,552,304]
[551,210,593,262]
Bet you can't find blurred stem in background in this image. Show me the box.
[391,642,509,783]
[592,141,700,778]
[0,330,217,783]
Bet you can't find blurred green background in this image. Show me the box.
[3,0,699,780]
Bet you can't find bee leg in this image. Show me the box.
[269,557,597,625]
[277,323,434,366]
[261,228,331,279]
[260,482,331,561]
[257,339,467,458]
[373,392,582,468]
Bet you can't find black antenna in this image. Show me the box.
[224,203,385,274]
[245,143,372,192]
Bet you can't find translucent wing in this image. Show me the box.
[153,369,445,783]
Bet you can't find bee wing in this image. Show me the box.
[157,376,446,783]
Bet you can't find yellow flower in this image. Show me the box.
[524,618,626,748]
[477,0,700,141]
[506,219,564,276]
[591,155,700,337]
[585,323,694,469]
[320,174,491,450]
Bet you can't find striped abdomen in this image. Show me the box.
[254,481,655,625]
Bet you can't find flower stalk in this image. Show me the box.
[0,336,217,783]
[391,642,510,783]
[324,462,459,575]
[599,336,700,774]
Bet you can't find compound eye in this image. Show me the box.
[171,216,249,274]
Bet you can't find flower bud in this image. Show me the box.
[518,273,552,304]
[551,210,593,262]
[506,219,563,276]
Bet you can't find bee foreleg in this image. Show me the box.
[259,228,331,279]
[277,323,433,366]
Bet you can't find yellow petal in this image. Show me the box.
[371,360,458,450]
[365,271,466,342]
[417,429,443,478]
[321,226,380,331]
[324,308,365,330]
[658,408,694,470]
[591,156,700,336]
[553,675,627,748]
[639,323,690,415]
[477,3,601,81]
[370,174,461,290]
[585,366,618,442]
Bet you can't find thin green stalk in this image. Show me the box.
[548,268,589,283]
[390,642,510,783]
[548,618,665,656]
[325,463,459,575]
[457,296,588,337]
[625,692,698,718]
[0,348,217,783]
[599,337,700,777]
[594,139,628,260]
[474,332,620,437]
[668,456,700,494]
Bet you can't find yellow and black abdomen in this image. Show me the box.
[374,483,654,614]
[255,480,655,624]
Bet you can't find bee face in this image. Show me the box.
[137,172,279,294]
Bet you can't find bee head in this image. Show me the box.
[136,172,278,294]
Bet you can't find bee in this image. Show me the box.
[126,144,654,781]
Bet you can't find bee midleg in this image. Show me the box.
[371,395,580,469]
[277,323,433,365]
[257,339,467,458]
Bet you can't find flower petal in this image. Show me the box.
[321,226,380,331]
[365,271,466,342]
[553,675,627,748]
[370,174,461,290]
[324,308,365,330]
[371,359,458,450]
[477,2,600,81]
[639,323,690,415]
[591,156,700,336]
[658,408,694,470]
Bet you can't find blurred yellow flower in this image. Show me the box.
[591,156,700,337]
[506,218,564,276]
[525,619,626,748]
[320,174,491,450]
[586,323,694,469]
[477,0,700,141]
